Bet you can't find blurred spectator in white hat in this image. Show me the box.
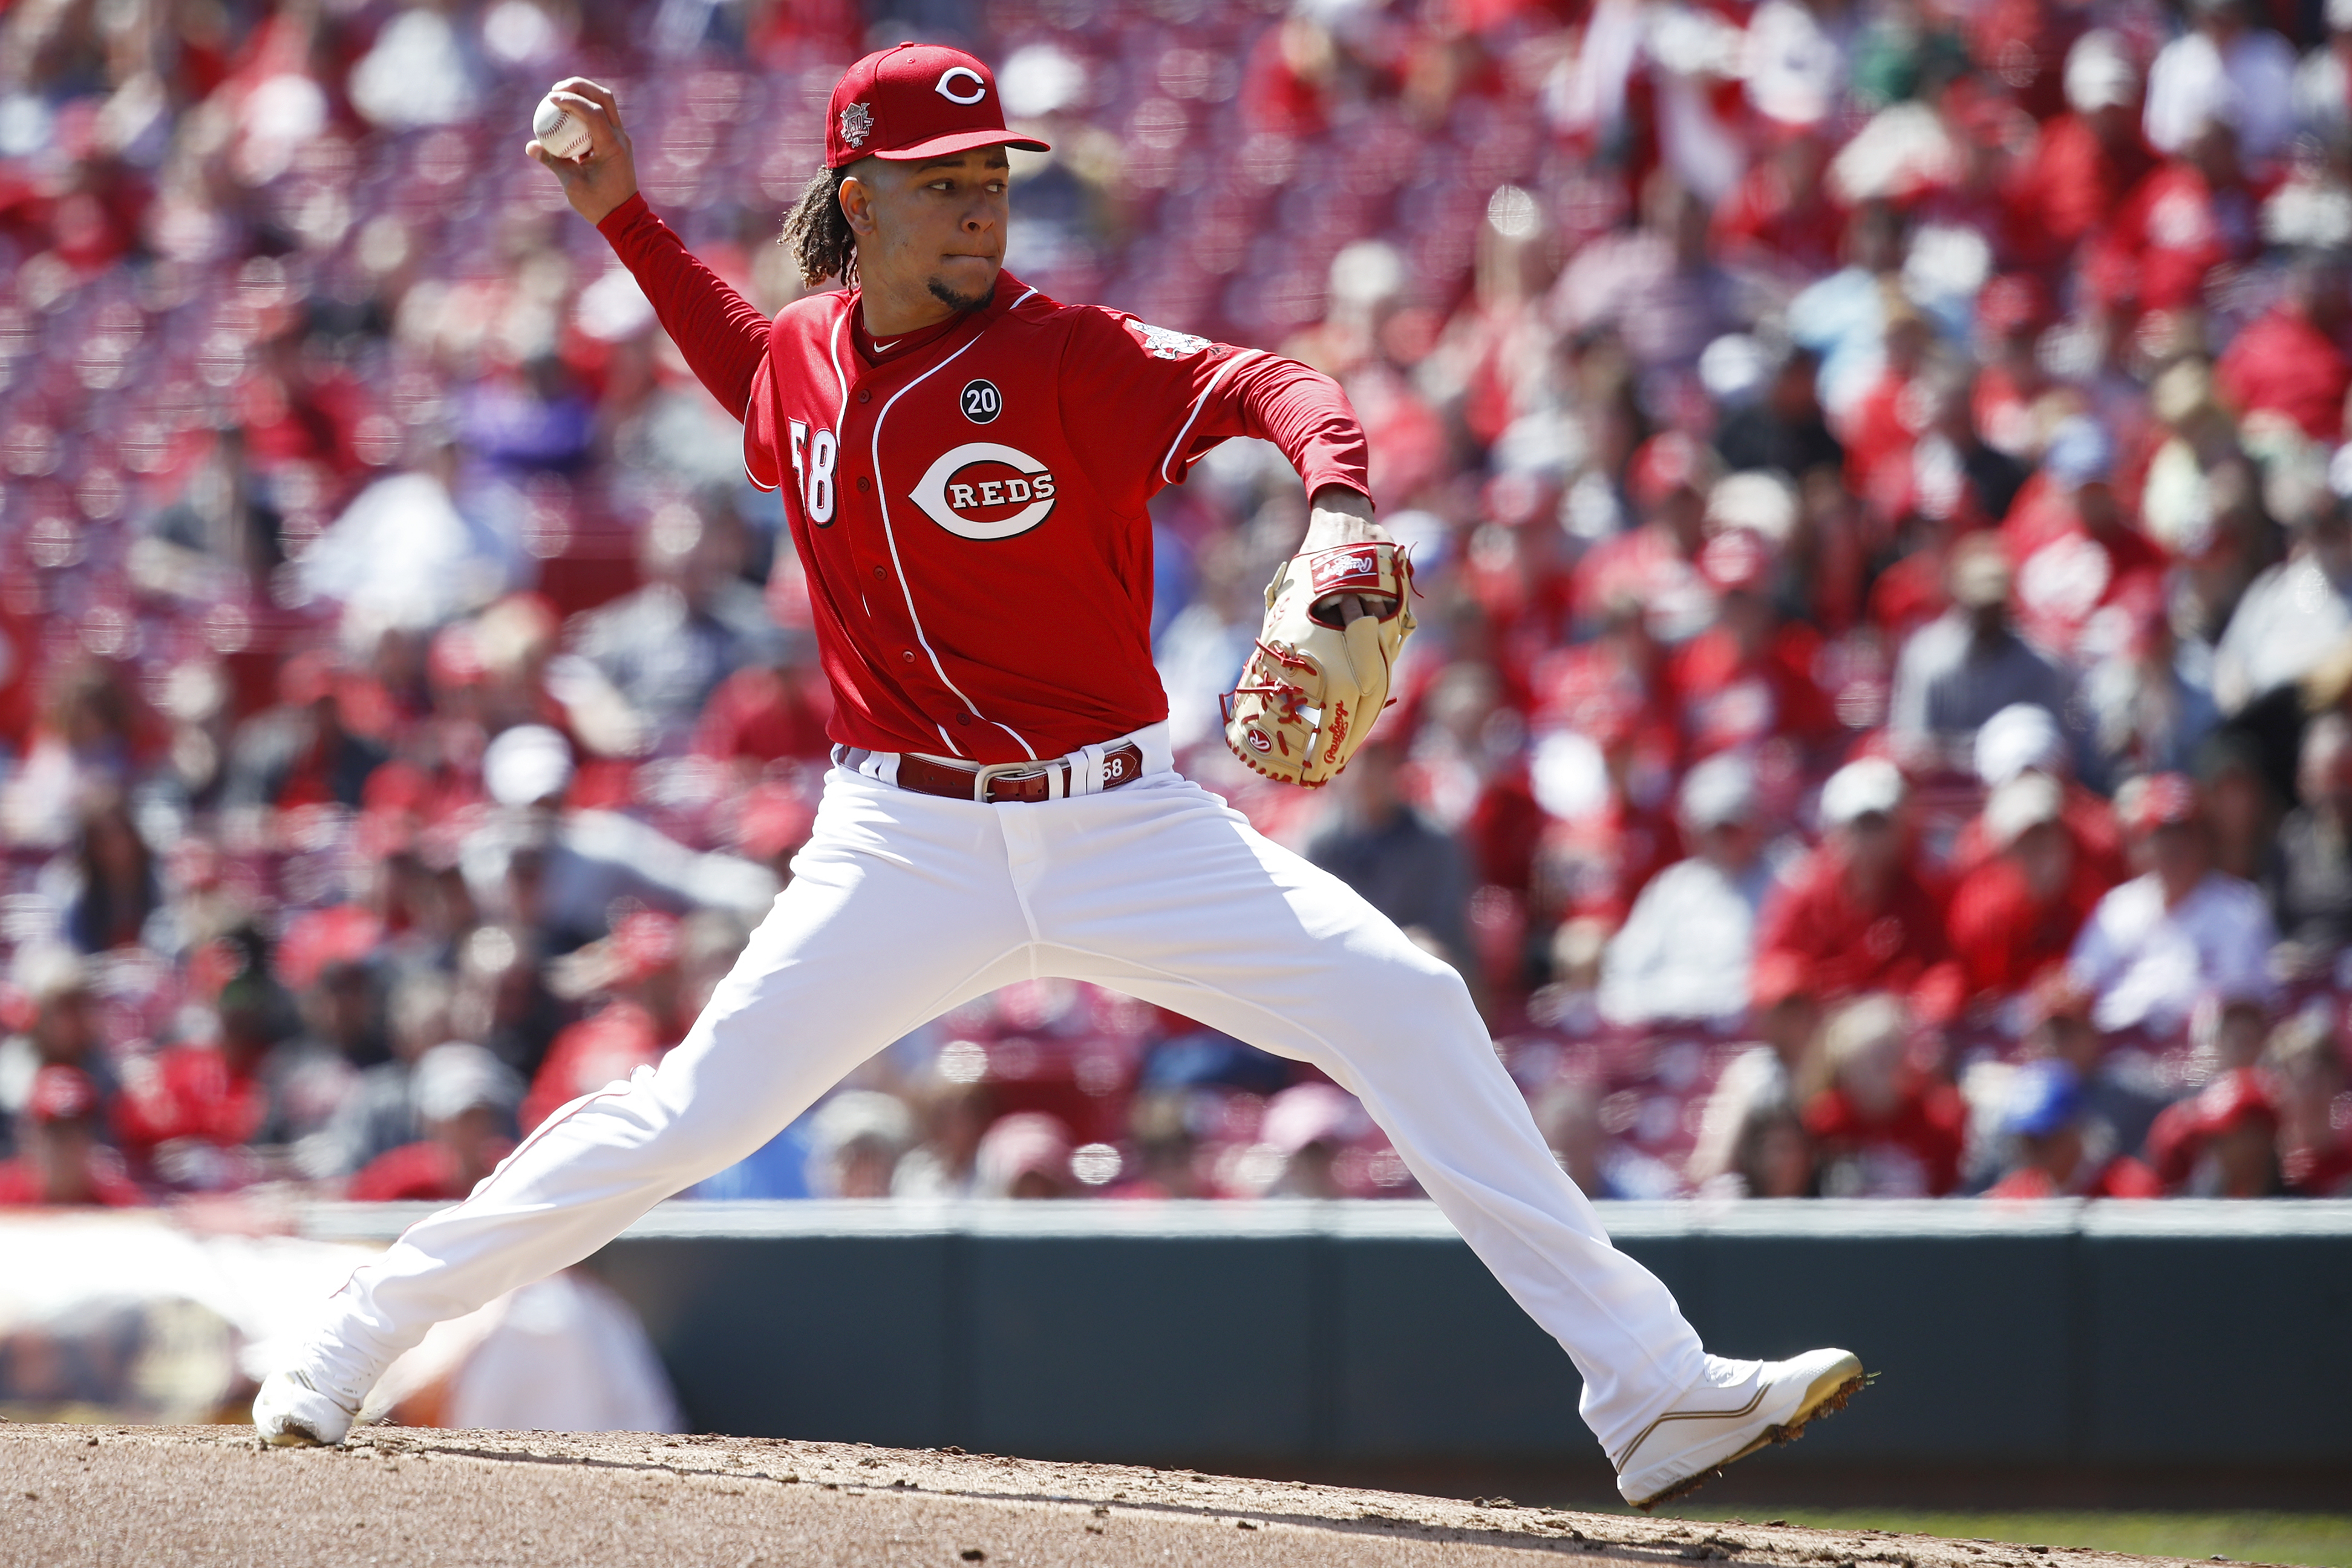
[806,1091,916,1199]
[2012,33,2153,266]
[2068,773,2276,1034]
[1255,1082,1367,1198]
[1755,758,1958,1009]
[348,1042,523,1203]
[459,724,777,949]
[1950,702,2127,884]
[974,1111,1077,1200]
[1889,532,2073,771]
[1600,752,1784,1025]
[1947,772,2111,1007]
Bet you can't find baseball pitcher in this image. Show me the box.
[256,44,1861,1508]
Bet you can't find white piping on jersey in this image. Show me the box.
[1158,347,1264,486]
[1010,286,1039,309]
[870,326,1039,761]
[741,359,778,492]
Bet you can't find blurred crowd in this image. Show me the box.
[6,0,2352,1214]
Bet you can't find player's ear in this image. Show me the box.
[838,162,880,239]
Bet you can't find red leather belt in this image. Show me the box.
[894,742,1148,804]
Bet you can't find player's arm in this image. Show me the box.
[526,77,769,419]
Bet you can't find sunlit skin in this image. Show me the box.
[524,76,1383,564]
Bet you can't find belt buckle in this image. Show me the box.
[971,760,1051,803]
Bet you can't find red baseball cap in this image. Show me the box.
[2122,771,2202,835]
[27,1064,99,1125]
[826,44,1051,170]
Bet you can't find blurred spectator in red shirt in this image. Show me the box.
[2146,1066,2286,1195]
[2215,250,2352,443]
[691,633,836,774]
[520,912,685,1135]
[0,1067,144,1208]
[2003,419,2169,662]
[0,948,116,1160]
[1668,529,1837,762]
[1803,994,1967,1195]
[2014,33,2156,266]
[1985,1059,2163,1198]
[223,651,390,812]
[348,1044,523,1203]
[2266,1011,2352,1195]
[1757,759,1955,1003]
[1573,433,1720,646]
[1949,773,2112,1003]
[2087,116,2262,319]
[1955,702,2128,883]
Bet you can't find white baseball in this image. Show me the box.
[533,94,593,161]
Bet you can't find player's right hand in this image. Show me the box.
[526,77,639,226]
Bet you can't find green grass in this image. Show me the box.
[1629,1511,2352,1568]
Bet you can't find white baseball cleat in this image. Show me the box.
[1613,1347,1866,1510]
[253,1368,363,1448]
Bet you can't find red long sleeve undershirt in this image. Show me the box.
[596,194,769,417]
[593,192,1370,501]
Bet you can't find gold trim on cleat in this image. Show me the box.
[1627,1354,1869,1512]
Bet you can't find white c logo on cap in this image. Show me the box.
[935,66,987,105]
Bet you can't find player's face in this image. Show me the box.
[846,149,1010,312]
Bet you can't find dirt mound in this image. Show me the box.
[1,1423,2215,1567]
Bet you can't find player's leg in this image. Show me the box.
[1013,774,1858,1499]
[258,773,1033,1443]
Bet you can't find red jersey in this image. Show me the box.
[1755,845,1953,1002]
[598,195,1369,762]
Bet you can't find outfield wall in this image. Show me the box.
[302,1200,2352,1491]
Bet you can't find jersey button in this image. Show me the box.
[956,713,972,725]
[902,650,916,662]
[856,477,871,492]
[873,566,884,579]
[857,388,871,403]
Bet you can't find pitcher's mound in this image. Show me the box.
[1,1423,2214,1567]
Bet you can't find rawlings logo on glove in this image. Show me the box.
[1221,541,1416,788]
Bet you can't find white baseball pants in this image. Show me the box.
[301,730,1709,1456]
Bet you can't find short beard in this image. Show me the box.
[926,275,991,313]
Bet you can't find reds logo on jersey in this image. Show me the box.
[910,441,1060,541]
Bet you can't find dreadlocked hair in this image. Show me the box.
[780,165,857,287]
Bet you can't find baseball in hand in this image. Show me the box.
[533,94,593,160]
